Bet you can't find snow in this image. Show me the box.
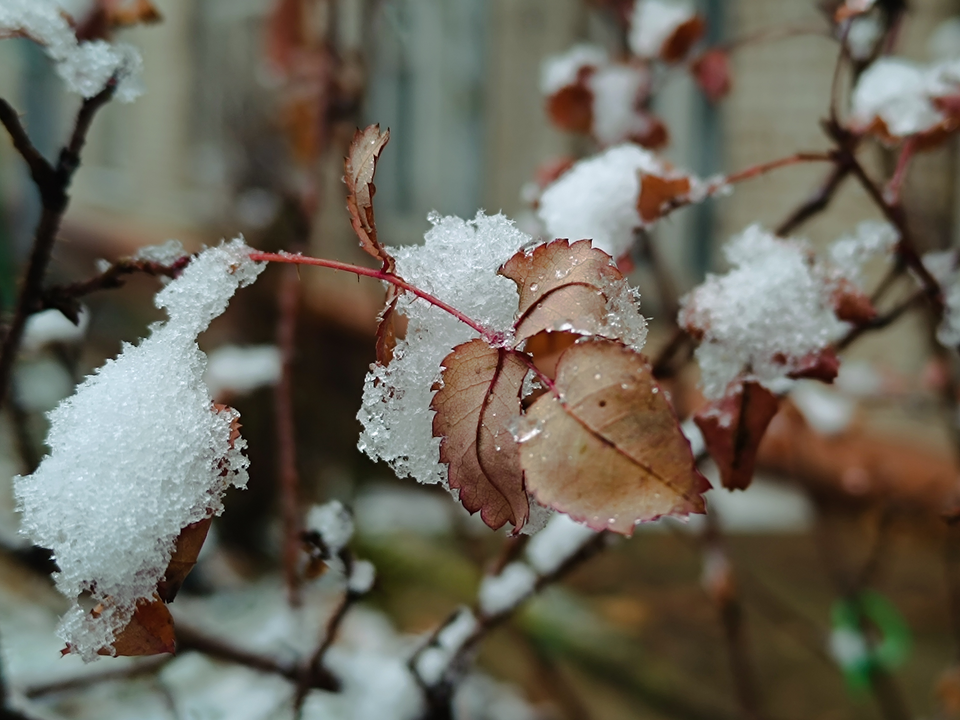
[525,513,597,575]
[680,418,705,457]
[828,221,898,286]
[844,15,882,61]
[0,0,143,102]
[204,345,282,398]
[414,608,478,686]
[540,43,608,95]
[681,225,846,399]
[306,500,355,556]
[133,239,187,265]
[538,144,687,260]
[628,0,696,59]
[21,307,89,353]
[478,562,537,616]
[829,627,869,669]
[353,485,455,536]
[348,560,377,595]
[357,212,529,490]
[590,64,654,146]
[850,57,960,139]
[922,250,960,347]
[13,239,263,661]
[790,383,855,435]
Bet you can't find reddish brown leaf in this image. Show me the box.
[107,596,176,657]
[637,174,692,223]
[345,125,394,270]
[546,84,594,134]
[692,49,732,103]
[499,239,622,344]
[522,330,579,380]
[520,339,709,534]
[376,288,401,365]
[786,347,840,383]
[630,113,670,150]
[157,516,213,603]
[831,279,877,324]
[661,16,706,63]
[695,381,780,491]
[74,0,162,41]
[264,0,304,74]
[432,340,530,531]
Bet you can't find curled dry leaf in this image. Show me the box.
[157,516,213,603]
[432,339,530,531]
[661,16,706,63]
[637,173,692,223]
[107,596,176,657]
[499,239,621,344]
[691,49,732,103]
[786,347,840,383]
[345,124,394,270]
[694,381,779,491]
[520,339,709,534]
[831,279,877,324]
[375,286,401,365]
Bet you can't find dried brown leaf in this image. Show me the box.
[520,339,709,534]
[157,516,213,603]
[107,596,176,657]
[786,347,841,383]
[499,239,621,344]
[432,340,530,531]
[75,0,162,42]
[630,112,670,150]
[661,16,706,62]
[694,381,780,491]
[376,288,401,365]
[345,125,394,270]
[546,84,594,135]
[637,174,692,223]
[831,279,877,324]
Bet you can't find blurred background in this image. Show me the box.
[3,1,960,719]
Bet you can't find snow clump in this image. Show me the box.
[14,239,264,661]
[537,143,697,260]
[0,0,143,102]
[680,225,846,399]
[923,249,960,347]
[628,0,698,59]
[357,212,529,489]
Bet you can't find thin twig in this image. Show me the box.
[276,265,303,606]
[775,163,850,236]
[651,326,692,380]
[249,252,501,345]
[835,288,925,351]
[23,657,172,698]
[0,84,117,413]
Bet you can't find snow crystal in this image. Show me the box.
[628,0,696,60]
[414,608,478,686]
[538,144,676,260]
[204,345,281,398]
[540,43,608,95]
[478,562,537,616]
[306,500,355,556]
[525,513,596,576]
[923,250,960,347]
[357,212,529,489]
[133,239,187,266]
[0,0,143,102]
[13,239,263,661]
[21,307,89,353]
[828,221,897,286]
[590,64,654,146]
[681,225,845,399]
[850,57,951,138]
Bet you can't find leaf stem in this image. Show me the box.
[249,252,501,345]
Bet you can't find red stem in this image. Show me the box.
[249,251,501,344]
[720,152,835,187]
[884,138,916,206]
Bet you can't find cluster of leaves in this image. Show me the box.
[345,127,708,535]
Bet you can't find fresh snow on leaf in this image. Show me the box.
[828,221,898,286]
[680,225,846,399]
[537,144,697,260]
[628,0,698,60]
[0,0,143,102]
[540,43,608,95]
[590,64,655,146]
[133,239,187,265]
[850,57,960,140]
[357,212,529,489]
[14,239,263,661]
